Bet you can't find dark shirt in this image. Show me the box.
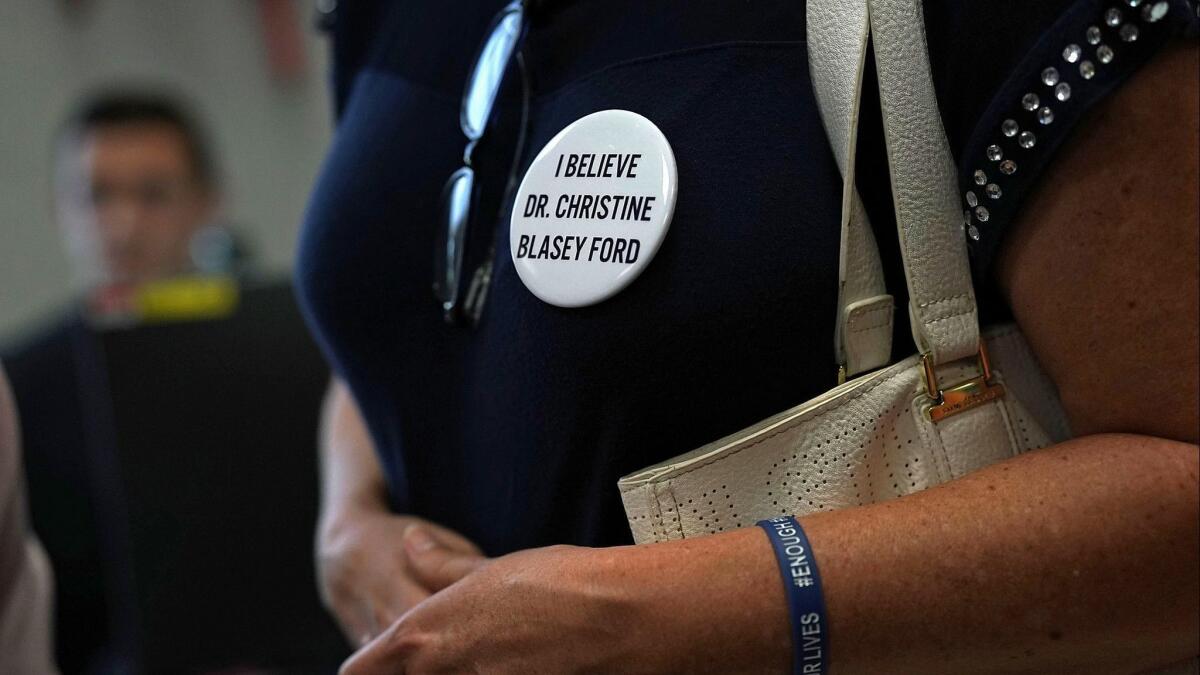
[295,0,1197,556]
[2,313,114,675]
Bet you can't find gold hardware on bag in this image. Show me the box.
[923,342,1006,422]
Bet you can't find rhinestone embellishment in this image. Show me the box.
[962,0,1167,243]
[1143,1,1168,22]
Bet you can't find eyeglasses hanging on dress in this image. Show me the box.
[433,0,531,325]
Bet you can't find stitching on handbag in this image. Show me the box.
[666,480,686,540]
[641,486,661,543]
[982,395,1021,460]
[1000,394,1029,456]
[849,316,892,334]
[924,307,977,326]
[848,305,891,319]
[848,305,892,336]
[649,483,667,543]
[916,293,971,309]
[668,361,916,479]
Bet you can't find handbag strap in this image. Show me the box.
[807,0,894,378]
[867,0,981,366]
[808,0,983,368]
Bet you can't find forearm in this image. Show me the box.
[633,433,1198,674]
[317,377,388,534]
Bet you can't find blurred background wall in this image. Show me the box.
[0,0,332,339]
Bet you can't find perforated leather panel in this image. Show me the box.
[620,325,1070,543]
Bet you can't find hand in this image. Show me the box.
[340,544,635,674]
[317,507,485,647]
[340,529,791,674]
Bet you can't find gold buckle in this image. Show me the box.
[923,341,1006,422]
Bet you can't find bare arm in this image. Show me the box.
[995,42,1199,444]
[343,42,1200,675]
[0,365,56,672]
[316,378,483,646]
[317,377,389,535]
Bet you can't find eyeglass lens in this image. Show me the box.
[433,167,475,312]
[461,5,524,140]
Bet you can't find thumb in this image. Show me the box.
[403,525,487,592]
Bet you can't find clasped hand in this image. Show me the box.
[339,533,644,674]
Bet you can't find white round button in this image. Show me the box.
[510,109,677,308]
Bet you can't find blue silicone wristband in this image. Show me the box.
[758,516,830,675]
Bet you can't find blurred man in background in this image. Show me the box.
[3,88,344,674]
[3,91,235,673]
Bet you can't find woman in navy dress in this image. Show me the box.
[297,1,1199,671]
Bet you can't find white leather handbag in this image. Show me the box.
[619,0,1071,544]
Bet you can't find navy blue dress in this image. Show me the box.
[296,0,1197,556]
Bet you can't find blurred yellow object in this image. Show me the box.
[134,275,240,322]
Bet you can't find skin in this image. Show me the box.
[322,42,1199,673]
[0,366,56,671]
[57,122,215,286]
[316,380,485,647]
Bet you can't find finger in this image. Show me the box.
[423,522,484,557]
[375,577,431,628]
[403,525,487,592]
[340,618,421,675]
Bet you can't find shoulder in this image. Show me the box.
[925,0,1198,281]
[997,41,1198,442]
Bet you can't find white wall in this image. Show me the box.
[0,0,332,340]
